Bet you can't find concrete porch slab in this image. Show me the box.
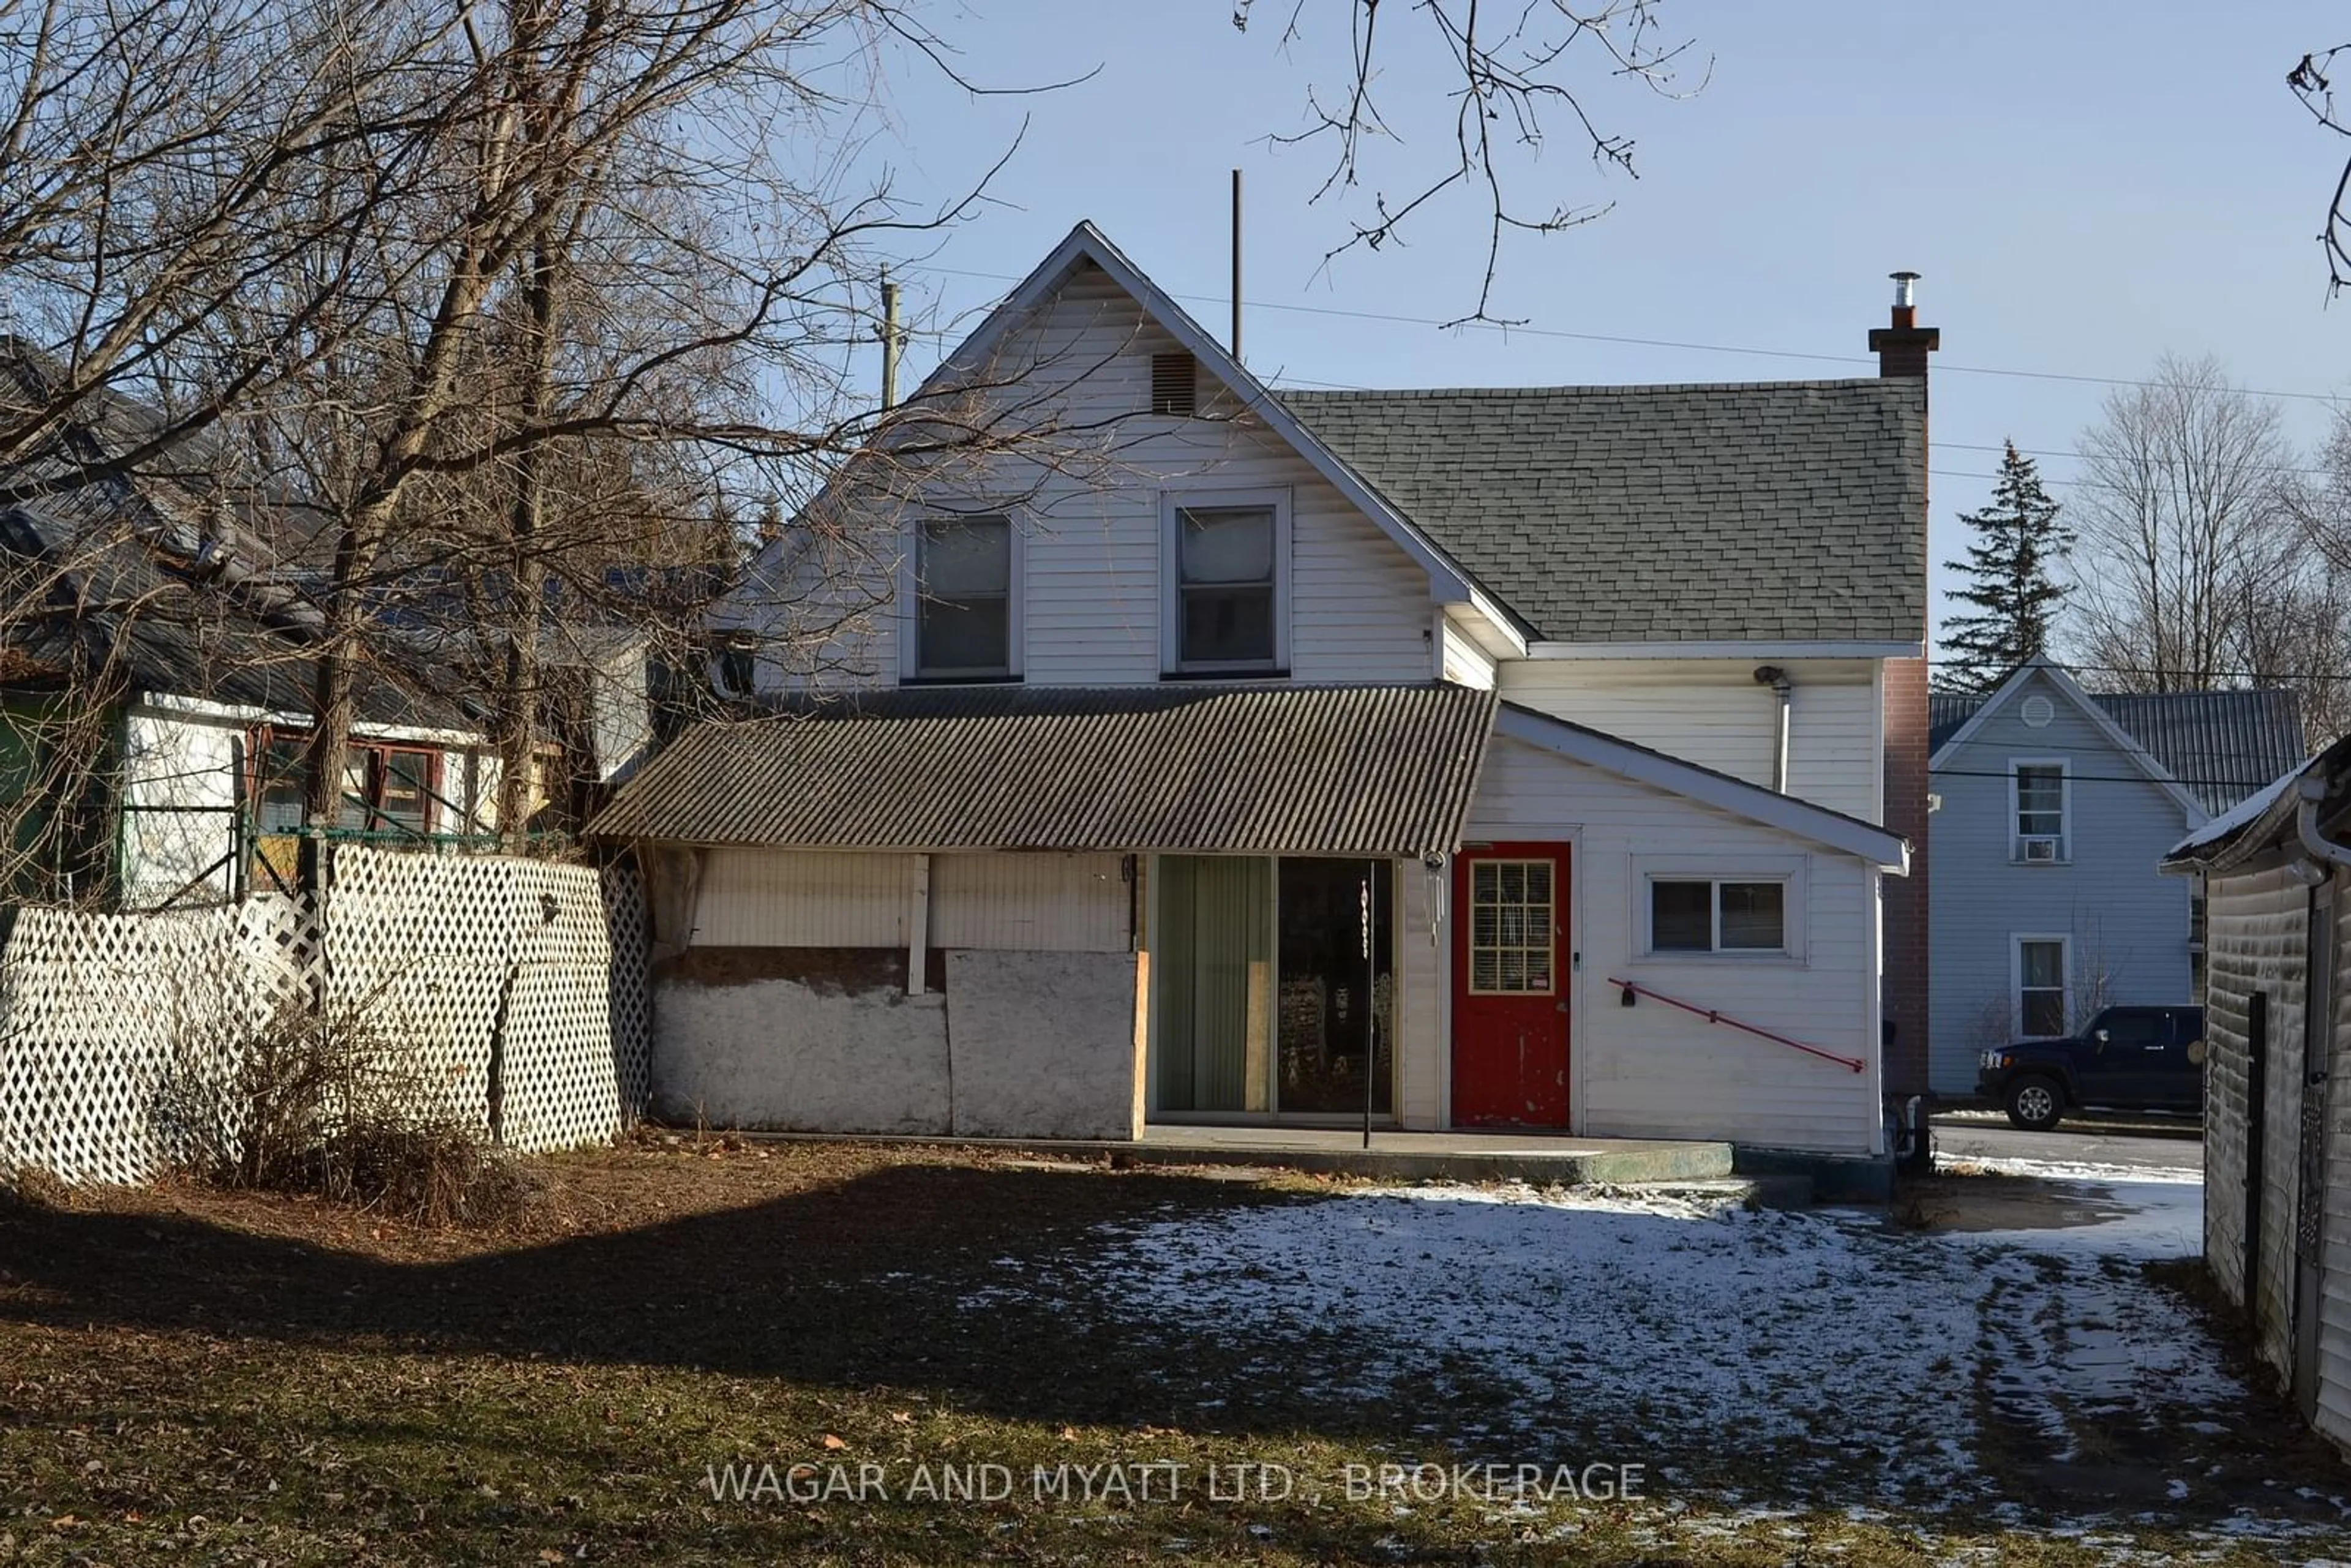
[1125,1125,1735,1185]
[718,1123,1735,1185]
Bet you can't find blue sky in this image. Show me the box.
[857,2,2351,659]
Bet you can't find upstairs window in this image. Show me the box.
[914,514,1016,680]
[1163,490,1289,675]
[2011,760,2069,863]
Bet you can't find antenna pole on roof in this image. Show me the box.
[1230,168,1243,364]
[879,272,902,411]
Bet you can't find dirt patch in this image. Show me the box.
[1904,1170,2147,1232]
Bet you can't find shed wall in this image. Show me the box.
[2203,863,2307,1389]
[1465,734,1882,1153]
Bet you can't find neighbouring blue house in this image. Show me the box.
[1926,657,2305,1095]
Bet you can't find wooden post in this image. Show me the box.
[908,853,930,996]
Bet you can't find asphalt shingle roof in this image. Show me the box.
[587,683,1498,857]
[1278,379,1928,645]
[1929,686,2307,816]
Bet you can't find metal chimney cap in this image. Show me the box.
[1889,271,1921,308]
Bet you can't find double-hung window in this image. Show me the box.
[1648,877,1789,955]
[1163,490,1289,675]
[2015,936,2068,1036]
[913,514,1016,680]
[2011,760,2068,863]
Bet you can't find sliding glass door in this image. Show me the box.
[1275,858,1393,1114]
[1155,855,1272,1112]
[1155,854,1394,1119]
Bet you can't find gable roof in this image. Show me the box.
[1930,666,2304,816]
[887,222,1529,650]
[1493,702,1910,869]
[1277,380,1928,646]
[831,220,1932,654]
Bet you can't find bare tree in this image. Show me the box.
[2290,44,2351,295]
[2068,354,2303,693]
[1234,0,1708,324]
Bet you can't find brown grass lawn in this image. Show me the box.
[0,1141,2342,1566]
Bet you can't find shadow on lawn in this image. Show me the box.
[0,1160,1512,1444]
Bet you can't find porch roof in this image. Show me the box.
[588,682,1498,858]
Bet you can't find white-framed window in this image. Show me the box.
[1635,860,1803,959]
[1467,857,1558,995]
[907,512,1020,681]
[2013,933,2070,1037]
[1160,488,1289,676]
[2009,757,2069,863]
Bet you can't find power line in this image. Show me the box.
[1925,656,2347,685]
[921,264,2351,407]
[1929,765,2280,789]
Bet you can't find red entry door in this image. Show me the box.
[1451,844,1571,1128]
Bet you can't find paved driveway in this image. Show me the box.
[1933,1113,2202,1174]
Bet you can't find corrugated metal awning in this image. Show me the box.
[588,683,1498,858]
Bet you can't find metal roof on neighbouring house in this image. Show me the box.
[1929,685,2306,816]
[1277,379,1928,646]
[586,683,1499,858]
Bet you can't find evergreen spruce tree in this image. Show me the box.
[1937,440,2073,692]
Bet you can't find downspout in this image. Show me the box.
[2297,775,2351,874]
[1753,666,1793,793]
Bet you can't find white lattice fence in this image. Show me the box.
[0,849,650,1184]
[322,847,650,1153]
[0,902,261,1183]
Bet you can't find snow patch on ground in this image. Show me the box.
[961,1174,2240,1510]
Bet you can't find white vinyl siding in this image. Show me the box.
[689,847,1130,954]
[928,853,1130,952]
[1466,733,1881,1154]
[723,260,1439,694]
[1496,658,1883,823]
[693,849,912,947]
[1440,617,1497,689]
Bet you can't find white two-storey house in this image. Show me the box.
[590,222,1933,1165]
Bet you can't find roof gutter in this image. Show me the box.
[2297,773,2351,877]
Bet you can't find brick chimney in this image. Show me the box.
[1869,271,1940,378]
[1871,270,1937,1116]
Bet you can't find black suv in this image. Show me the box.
[1976,1004,2206,1131]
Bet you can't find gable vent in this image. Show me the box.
[1150,353,1198,417]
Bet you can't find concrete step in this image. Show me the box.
[1620,1172,1817,1210]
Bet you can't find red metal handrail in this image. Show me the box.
[1606,978,1866,1074]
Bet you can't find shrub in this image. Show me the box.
[154,997,539,1228]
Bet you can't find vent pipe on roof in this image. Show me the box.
[1869,271,1939,379]
[1755,666,1794,793]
